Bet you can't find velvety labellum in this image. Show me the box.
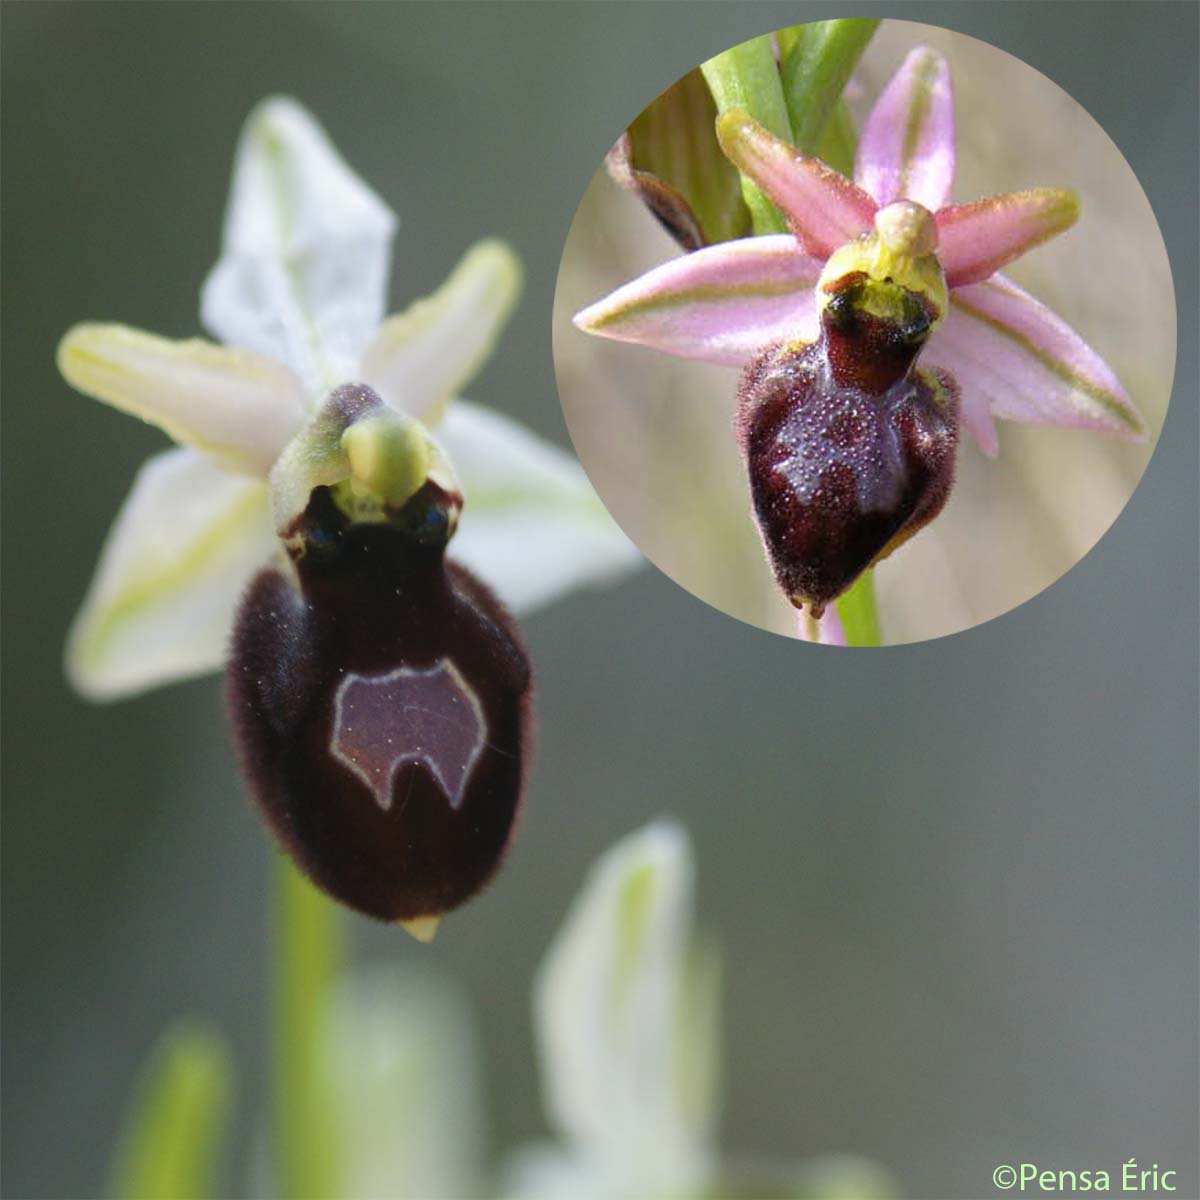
[736,274,959,614]
[228,487,533,923]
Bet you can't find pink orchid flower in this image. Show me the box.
[574,46,1145,461]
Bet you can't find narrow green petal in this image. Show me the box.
[937,189,1080,287]
[58,324,306,478]
[360,239,523,423]
[715,110,877,257]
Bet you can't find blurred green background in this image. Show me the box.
[3,4,1197,1198]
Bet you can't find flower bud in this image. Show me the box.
[736,272,959,615]
[228,398,532,931]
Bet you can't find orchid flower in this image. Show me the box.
[60,96,638,704]
[576,46,1144,456]
[502,820,897,1200]
[58,97,640,928]
[575,47,1145,618]
[510,821,718,1199]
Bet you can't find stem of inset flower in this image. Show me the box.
[835,570,881,647]
[272,857,343,1200]
[700,35,790,235]
[780,19,882,644]
[703,21,884,647]
[777,19,880,158]
[817,100,858,178]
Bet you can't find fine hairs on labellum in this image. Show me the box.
[736,271,959,616]
[227,386,534,927]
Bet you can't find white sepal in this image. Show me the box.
[437,402,641,615]
[67,447,274,700]
[201,96,397,396]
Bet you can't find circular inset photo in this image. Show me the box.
[553,20,1174,646]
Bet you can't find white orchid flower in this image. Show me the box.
[503,821,898,1199]
[506,820,720,1199]
[59,96,639,701]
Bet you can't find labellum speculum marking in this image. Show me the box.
[735,202,960,616]
[331,660,486,812]
[228,384,532,935]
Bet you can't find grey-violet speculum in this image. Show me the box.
[575,46,1145,622]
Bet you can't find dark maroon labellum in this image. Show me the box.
[227,486,533,924]
[736,273,959,615]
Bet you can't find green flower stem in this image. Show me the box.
[778,19,880,158]
[817,99,859,178]
[701,36,791,235]
[779,19,882,645]
[273,857,343,1200]
[835,569,881,647]
[701,23,884,645]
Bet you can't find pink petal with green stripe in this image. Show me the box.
[573,235,822,367]
[715,111,877,257]
[930,273,1144,441]
[936,189,1080,287]
[855,46,955,210]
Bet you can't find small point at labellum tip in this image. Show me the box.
[399,914,442,943]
